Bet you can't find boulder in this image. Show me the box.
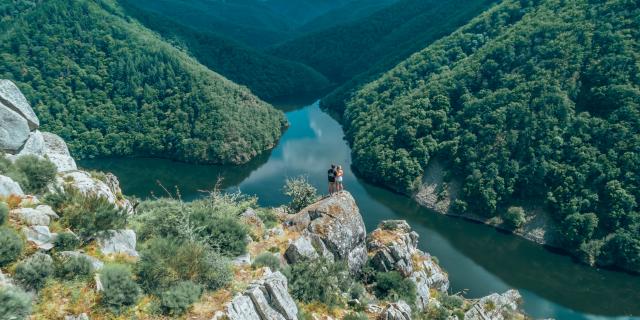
[378,301,412,320]
[233,253,252,266]
[59,251,104,271]
[58,171,116,203]
[16,130,46,156]
[285,191,367,273]
[285,235,319,264]
[42,132,77,172]
[226,270,298,320]
[98,229,138,257]
[22,225,56,250]
[227,295,262,320]
[0,102,30,152]
[0,80,39,130]
[0,175,24,196]
[464,290,522,320]
[15,207,50,226]
[64,314,89,320]
[35,204,59,219]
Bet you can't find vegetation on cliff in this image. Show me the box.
[0,0,286,164]
[343,0,640,272]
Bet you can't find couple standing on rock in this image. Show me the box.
[327,164,344,195]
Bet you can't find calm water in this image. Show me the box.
[81,101,640,319]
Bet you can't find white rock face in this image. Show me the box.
[16,130,46,156]
[98,229,138,257]
[285,235,319,263]
[0,175,24,196]
[227,295,262,320]
[379,301,412,320]
[35,204,59,219]
[226,270,298,320]
[42,132,77,172]
[22,225,56,250]
[59,171,116,203]
[465,290,522,320]
[15,207,51,226]
[0,80,39,130]
[0,102,30,152]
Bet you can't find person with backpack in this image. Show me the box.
[328,164,337,195]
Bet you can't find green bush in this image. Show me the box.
[252,252,281,271]
[283,176,318,213]
[0,202,8,225]
[159,281,203,316]
[257,208,279,229]
[47,187,127,240]
[137,238,232,294]
[54,232,81,251]
[100,264,141,313]
[55,254,94,280]
[440,294,464,310]
[12,155,57,194]
[0,226,23,267]
[14,252,55,290]
[196,214,248,257]
[374,271,416,304]
[343,312,368,320]
[286,258,350,306]
[503,207,526,229]
[0,286,32,319]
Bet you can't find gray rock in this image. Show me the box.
[15,207,51,226]
[465,290,522,320]
[262,271,298,320]
[0,174,24,196]
[0,269,13,288]
[379,301,412,320]
[0,80,39,130]
[98,229,138,257]
[233,253,252,266]
[64,313,89,320]
[0,103,30,152]
[58,171,116,203]
[246,284,287,320]
[35,204,59,219]
[285,236,319,264]
[16,130,46,156]
[227,295,262,320]
[22,225,56,250]
[42,132,77,172]
[227,270,298,320]
[60,251,104,271]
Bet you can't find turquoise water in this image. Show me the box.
[80,102,640,319]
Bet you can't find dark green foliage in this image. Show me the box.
[11,156,57,194]
[343,0,640,272]
[159,281,203,316]
[14,253,54,291]
[286,258,351,306]
[342,312,368,320]
[0,287,32,320]
[100,264,141,313]
[257,209,279,229]
[0,0,285,165]
[252,252,281,271]
[440,294,464,310]
[283,176,318,213]
[0,202,8,225]
[0,226,23,267]
[47,187,127,240]
[193,213,248,257]
[504,207,526,230]
[137,238,232,294]
[373,271,416,304]
[55,254,94,281]
[53,232,82,252]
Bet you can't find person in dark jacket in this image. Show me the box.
[328,164,337,195]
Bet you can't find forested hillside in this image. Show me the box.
[0,0,286,164]
[344,0,640,272]
[270,0,498,109]
[119,0,330,101]
[296,0,399,34]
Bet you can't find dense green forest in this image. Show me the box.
[270,0,498,111]
[343,0,640,272]
[119,0,330,101]
[296,0,399,34]
[0,0,286,164]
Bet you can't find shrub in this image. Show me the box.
[0,286,32,319]
[343,312,368,320]
[55,254,94,280]
[137,238,232,294]
[503,206,526,229]
[440,294,464,309]
[54,232,81,251]
[252,252,281,271]
[0,226,23,267]
[159,281,203,315]
[195,214,248,257]
[283,176,318,213]
[12,155,57,194]
[0,202,8,225]
[257,208,279,228]
[100,264,141,312]
[286,258,350,306]
[14,253,55,290]
[374,271,416,304]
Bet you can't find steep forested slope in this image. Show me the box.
[270,0,497,93]
[119,0,330,101]
[296,0,399,34]
[344,0,640,272]
[0,0,286,164]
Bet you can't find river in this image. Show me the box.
[80,101,640,320]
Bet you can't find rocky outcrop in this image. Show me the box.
[285,191,367,273]
[15,207,51,226]
[378,301,412,320]
[464,290,522,320]
[22,225,56,250]
[226,269,298,320]
[59,251,104,271]
[98,229,138,257]
[0,102,30,152]
[41,132,77,172]
[368,220,449,310]
[0,175,24,196]
[0,80,39,130]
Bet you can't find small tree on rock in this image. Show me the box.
[283,176,318,213]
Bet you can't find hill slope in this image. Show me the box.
[296,0,399,34]
[0,0,286,164]
[119,0,330,101]
[344,0,640,272]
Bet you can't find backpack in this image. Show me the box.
[328,169,336,182]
